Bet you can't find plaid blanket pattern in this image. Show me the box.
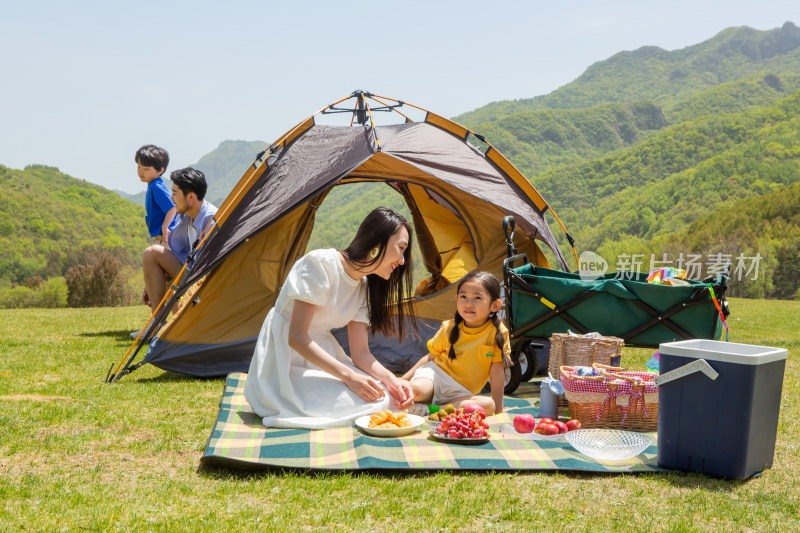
[201,373,665,472]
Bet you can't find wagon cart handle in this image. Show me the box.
[503,216,517,258]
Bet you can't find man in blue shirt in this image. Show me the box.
[141,167,218,314]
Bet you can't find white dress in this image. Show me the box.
[244,248,391,428]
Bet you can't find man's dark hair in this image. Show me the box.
[135,145,169,174]
[170,167,208,201]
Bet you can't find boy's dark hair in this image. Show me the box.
[341,207,417,342]
[135,145,169,174]
[170,167,208,201]
[448,270,511,366]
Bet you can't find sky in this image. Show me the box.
[1,1,797,194]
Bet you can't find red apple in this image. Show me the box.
[566,419,582,431]
[538,417,554,426]
[538,423,559,436]
[463,403,485,416]
[513,414,536,433]
[554,420,568,434]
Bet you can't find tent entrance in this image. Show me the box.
[306,179,478,296]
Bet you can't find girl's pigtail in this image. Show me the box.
[448,313,463,360]
[492,312,512,367]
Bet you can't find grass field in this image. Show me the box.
[1,297,798,531]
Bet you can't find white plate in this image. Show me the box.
[354,414,425,437]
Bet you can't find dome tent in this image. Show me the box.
[107,91,575,382]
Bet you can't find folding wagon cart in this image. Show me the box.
[501,216,730,392]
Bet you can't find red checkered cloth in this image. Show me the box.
[559,369,658,395]
[560,368,659,425]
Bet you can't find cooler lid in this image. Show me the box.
[659,339,787,365]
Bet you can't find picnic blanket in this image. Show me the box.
[201,373,665,473]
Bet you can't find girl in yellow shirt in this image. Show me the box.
[402,271,511,415]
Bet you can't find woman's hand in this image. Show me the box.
[343,372,386,403]
[385,378,414,410]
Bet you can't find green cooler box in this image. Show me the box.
[656,339,787,479]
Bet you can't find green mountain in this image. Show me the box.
[455,22,800,125]
[466,101,668,178]
[0,164,147,284]
[540,88,800,252]
[455,72,800,182]
[194,140,267,206]
[606,182,800,300]
[113,189,146,205]
[664,72,800,122]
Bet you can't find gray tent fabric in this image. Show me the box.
[143,336,256,377]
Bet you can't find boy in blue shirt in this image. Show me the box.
[136,145,177,245]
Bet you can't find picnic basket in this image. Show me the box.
[548,332,624,406]
[560,363,659,432]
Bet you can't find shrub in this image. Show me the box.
[0,285,35,308]
[65,252,124,307]
[36,277,68,308]
[120,265,143,307]
[24,276,45,289]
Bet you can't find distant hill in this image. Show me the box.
[455,22,800,124]
[664,72,800,123]
[0,164,148,284]
[464,101,667,178]
[114,189,146,206]
[193,140,267,206]
[605,182,800,300]
[539,88,800,251]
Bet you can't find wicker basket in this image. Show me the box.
[549,333,624,406]
[560,363,659,432]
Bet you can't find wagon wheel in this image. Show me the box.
[503,354,522,395]
[482,349,523,395]
[520,342,539,382]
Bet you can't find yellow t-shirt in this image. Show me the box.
[427,319,511,394]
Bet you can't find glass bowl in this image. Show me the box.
[565,429,652,461]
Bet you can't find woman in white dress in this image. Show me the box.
[244,207,417,429]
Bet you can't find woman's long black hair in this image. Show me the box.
[341,207,417,341]
[448,270,511,366]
